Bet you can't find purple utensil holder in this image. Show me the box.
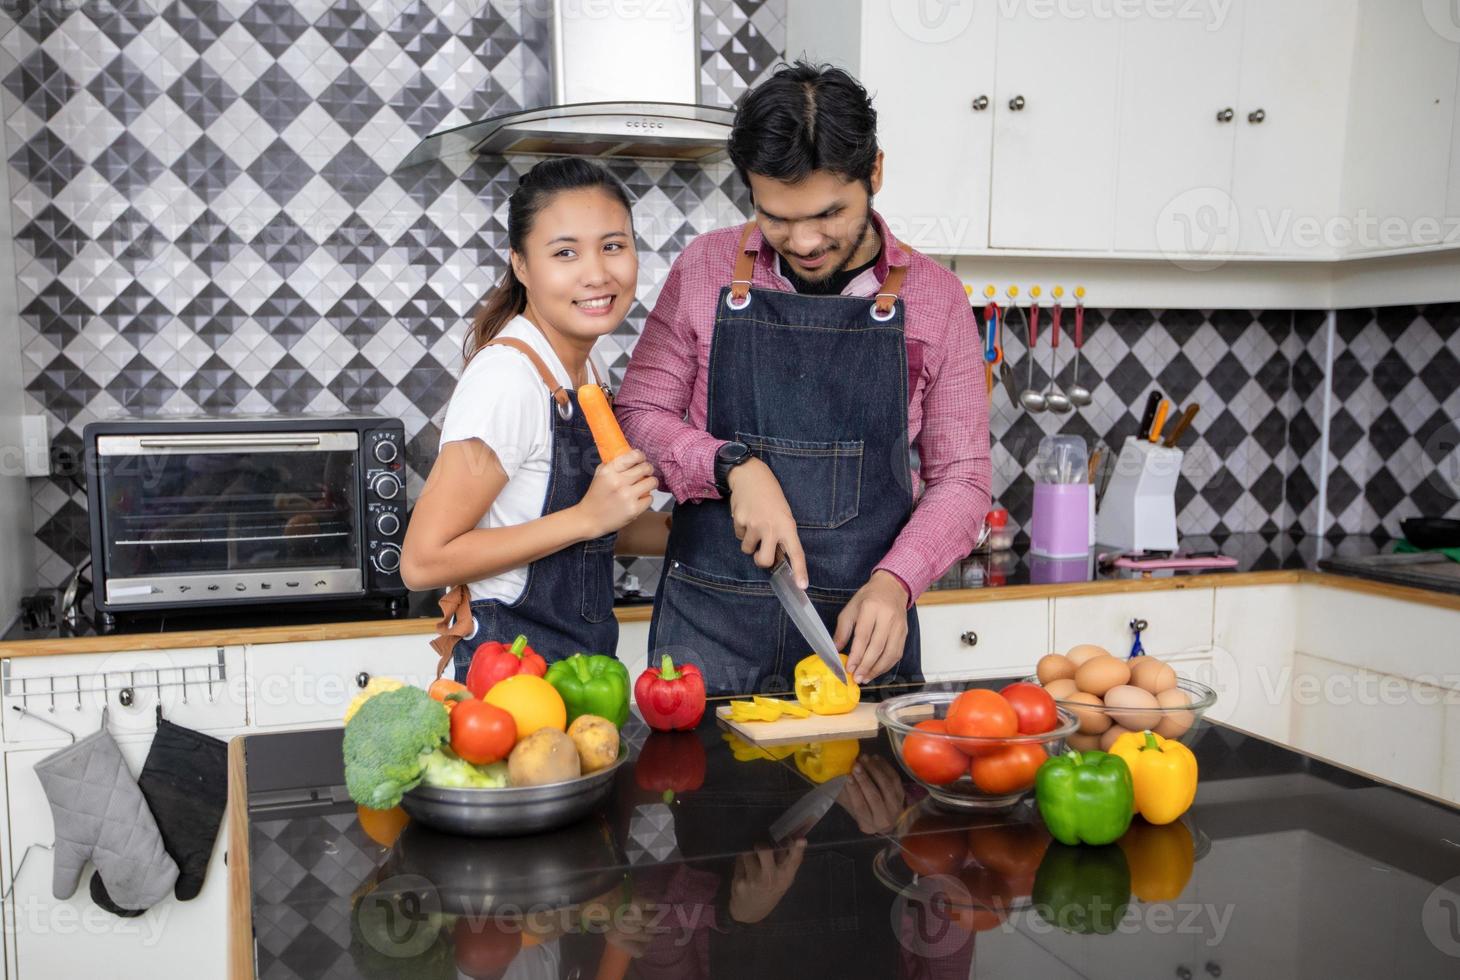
[1031,482,1091,558]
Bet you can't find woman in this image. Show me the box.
[402,158,664,681]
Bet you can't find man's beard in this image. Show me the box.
[788,212,874,283]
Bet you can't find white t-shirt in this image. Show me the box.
[437,315,609,604]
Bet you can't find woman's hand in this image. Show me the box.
[575,449,657,539]
[729,840,806,924]
[835,757,906,835]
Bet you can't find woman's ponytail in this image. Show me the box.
[463,266,527,364]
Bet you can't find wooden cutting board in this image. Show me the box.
[715,700,932,746]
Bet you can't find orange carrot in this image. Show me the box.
[578,383,632,462]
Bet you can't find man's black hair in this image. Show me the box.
[727,60,879,192]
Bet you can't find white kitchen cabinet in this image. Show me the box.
[1294,583,1460,687]
[784,0,997,253]
[619,616,650,691]
[3,738,229,980]
[988,8,1121,250]
[1212,584,1298,742]
[246,632,441,729]
[1230,0,1357,256]
[1341,0,1459,254]
[1051,587,1215,660]
[1112,6,1245,253]
[1,646,246,745]
[914,597,1049,681]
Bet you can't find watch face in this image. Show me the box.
[718,441,749,464]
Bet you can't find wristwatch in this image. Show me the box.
[713,440,753,495]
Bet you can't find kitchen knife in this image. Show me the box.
[1137,391,1163,440]
[769,775,848,843]
[770,557,849,685]
[1164,404,1200,447]
[1148,399,1171,443]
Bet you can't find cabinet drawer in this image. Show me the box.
[248,634,441,729]
[1052,589,1214,660]
[2,646,246,745]
[916,599,1049,681]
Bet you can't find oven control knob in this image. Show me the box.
[374,545,401,574]
[373,439,398,464]
[372,473,402,499]
[375,511,401,536]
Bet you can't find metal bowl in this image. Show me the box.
[399,745,630,837]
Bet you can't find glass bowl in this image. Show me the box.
[876,691,1079,809]
[1020,675,1217,750]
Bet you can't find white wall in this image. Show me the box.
[0,135,36,633]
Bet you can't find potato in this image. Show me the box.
[508,728,581,787]
[567,715,620,774]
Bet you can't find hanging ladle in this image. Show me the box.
[1068,285,1092,407]
[1045,289,1072,414]
[1018,287,1046,413]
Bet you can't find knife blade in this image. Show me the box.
[769,775,848,843]
[770,558,848,685]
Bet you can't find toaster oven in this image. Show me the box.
[83,414,409,625]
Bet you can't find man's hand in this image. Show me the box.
[729,840,806,923]
[726,457,808,588]
[833,570,911,684]
[835,757,906,835]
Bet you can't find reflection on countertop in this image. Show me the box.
[3,532,1393,646]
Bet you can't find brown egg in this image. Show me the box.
[1154,688,1195,738]
[1044,678,1078,700]
[1066,643,1110,667]
[1103,685,1162,731]
[1099,724,1131,751]
[1066,732,1103,752]
[1130,657,1177,694]
[1037,653,1077,686]
[1074,655,1131,697]
[1065,691,1111,734]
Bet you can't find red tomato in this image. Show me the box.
[966,822,1051,878]
[970,742,1047,795]
[899,810,970,876]
[945,689,1018,755]
[450,699,516,765]
[998,682,1059,735]
[901,719,969,785]
[453,917,521,978]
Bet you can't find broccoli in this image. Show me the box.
[420,747,510,789]
[343,686,450,809]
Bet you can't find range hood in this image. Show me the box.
[400,0,734,167]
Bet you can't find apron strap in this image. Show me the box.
[429,584,474,679]
[486,337,570,408]
[727,219,912,316]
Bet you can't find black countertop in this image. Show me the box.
[238,679,1460,980]
[5,532,1391,646]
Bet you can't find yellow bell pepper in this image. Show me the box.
[720,732,797,762]
[793,654,860,716]
[1108,729,1198,825]
[342,677,403,723]
[794,739,860,783]
[754,695,811,719]
[1118,819,1196,901]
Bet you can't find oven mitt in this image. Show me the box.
[89,717,229,914]
[33,723,179,913]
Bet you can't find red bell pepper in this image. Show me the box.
[634,731,706,802]
[465,634,546,698]
[634,654,706,731]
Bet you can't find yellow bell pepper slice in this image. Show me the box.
[793,654,860,715]
[1108,729,1199,825]
[794,739,860,783]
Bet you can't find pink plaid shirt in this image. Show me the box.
[615,211,992,601]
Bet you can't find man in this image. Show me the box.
[616,62,991,696]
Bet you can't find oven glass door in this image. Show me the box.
[97,431,361,586]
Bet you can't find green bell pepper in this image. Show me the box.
[544,653,630,728]
[1035,749,1134,846]
[1031,842,1131,935]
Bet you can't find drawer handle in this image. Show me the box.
[356,671,371,689]
[960,631,978,647]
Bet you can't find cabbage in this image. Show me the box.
[420,747,510,789]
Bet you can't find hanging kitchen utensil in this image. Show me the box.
[1018,288,1047,413]
[983,298,998,396]
[1069,286,1092,407]
[1045,290,1072,414]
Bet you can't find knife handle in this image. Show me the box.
[1137,391,1162,440]
[1148,399,1171,443]
[1164,404,1200,447]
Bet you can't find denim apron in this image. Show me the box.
[430,337,619,683]
[648,222,922,697]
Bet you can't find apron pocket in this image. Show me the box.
[736,431,863,529]
[579,534,618,625]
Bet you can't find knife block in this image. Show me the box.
[1096,437,1181,552]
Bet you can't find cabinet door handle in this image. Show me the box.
[1247,108,1266,124]
[1008,95,1026,111]
[356,671,371,689]
[971,94,989,111]
[960,631,978,647]
[1216,107,1234,123]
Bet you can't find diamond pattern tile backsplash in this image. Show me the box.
[3,0,1457,597]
